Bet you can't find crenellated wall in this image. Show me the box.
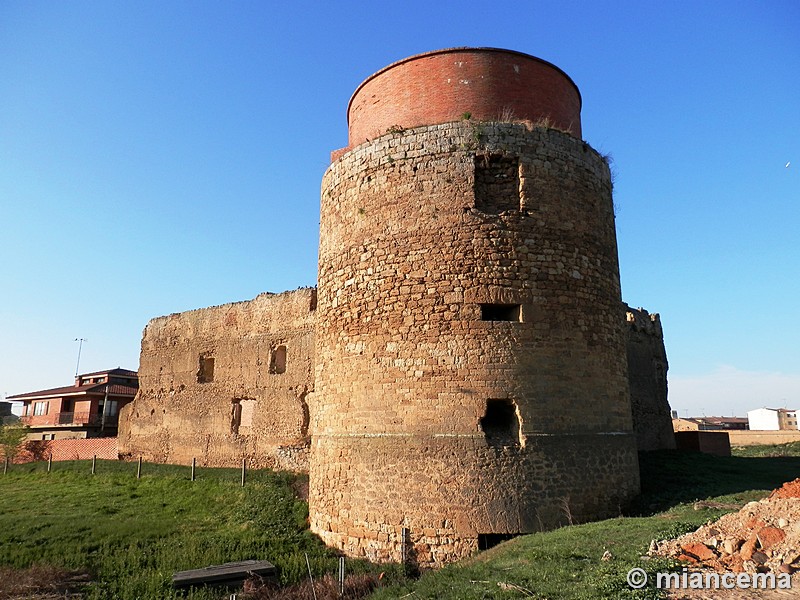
[625,305,675,451]
[118,289,316,470]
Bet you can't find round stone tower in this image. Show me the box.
[310,48,640,566]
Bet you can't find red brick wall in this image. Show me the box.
[13,437,119,463]
[345,48,582,151]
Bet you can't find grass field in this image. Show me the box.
[0,460,354,599]
[1,445,799,599]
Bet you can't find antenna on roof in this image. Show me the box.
[74,338,87,377]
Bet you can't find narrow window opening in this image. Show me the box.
[270,345,287,374]
[197,355,215,383]
[480,304,521,322]
[230,399,242,435]
[474,154,520,213]
[480,399,521,447]
[478,533,519,551]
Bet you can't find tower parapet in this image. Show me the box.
[336,47,582,160]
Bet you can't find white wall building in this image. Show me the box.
[747,408,799,431]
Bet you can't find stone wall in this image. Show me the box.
[311,120,640,565]
[117,289,316,470]
[625,305,675,451]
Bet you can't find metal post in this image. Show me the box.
[92,455,96,475]
[338,556,345,597]
[305,553,317,600]
[401,527,409,565]
[48,453,53,473]
[137,456,142,479]
[74,338,86,377]
[100,385,109,433]
[4,457,8,475]
[191,457,196,481]
[240,458,246,487]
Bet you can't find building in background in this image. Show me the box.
[672,416,749,431]
[747,408,799,431]
[9,368,138,440]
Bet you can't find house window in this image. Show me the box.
[480,304,522,322]
[480,399,522,448]
[474,154,520,213]
[197,355,215,383]
[270,345,287,374]
[34,401,49,416]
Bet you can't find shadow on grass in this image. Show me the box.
[631,449,800,516]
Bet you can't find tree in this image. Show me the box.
[0,423,31,464]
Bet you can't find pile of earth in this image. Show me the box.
[652,478,800,580]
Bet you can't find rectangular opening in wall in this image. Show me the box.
[480,399,522,448]
[474,154,520,213]
[269,345,287,374]
[230,399,242,435]
[480,303,521,322]
[197,355,214,383]
[478,533,519,551]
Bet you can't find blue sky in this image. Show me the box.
[1,1,798,418]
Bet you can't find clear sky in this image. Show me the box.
[1,1,798,418]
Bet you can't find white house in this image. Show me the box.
[747,408,799,431]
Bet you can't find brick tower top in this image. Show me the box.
[345,47,582,150]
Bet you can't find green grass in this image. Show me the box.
[3,447,800,599]
[732,440,800,457]
[0,460,342,599]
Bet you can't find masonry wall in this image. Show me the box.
[117,289,316,471]
[311,121,640,565]
[625,305,675,451]
[345,48,582,151]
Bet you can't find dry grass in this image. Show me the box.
[242,573,379,600]
[0,565,91,599]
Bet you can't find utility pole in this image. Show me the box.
[74,338,87,377]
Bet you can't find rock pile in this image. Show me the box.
[653,479,800,579]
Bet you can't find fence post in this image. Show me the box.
[91,455,96,475]
[48,453,53,473]
[3,457,8,475]
[137,456,142,479]
[241,458,246,487]
[191,457,196,482]
[338,556,345,597]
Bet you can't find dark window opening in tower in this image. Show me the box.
[474,154,520,213]
[270,345,287,374]
[197,355,214,383]
[480,303,521,322]
[478,533,519,550]
[230,399,242,434]
[480,399,521,447]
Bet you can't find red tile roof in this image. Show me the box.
[8,381,138,401]
[79,367,138,378]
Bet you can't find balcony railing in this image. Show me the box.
[21,412,119,428]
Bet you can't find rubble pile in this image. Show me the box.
[653,479,800,578]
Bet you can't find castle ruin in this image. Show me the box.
[119,48,674,566]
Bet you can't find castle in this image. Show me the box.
[118,48,674,566]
